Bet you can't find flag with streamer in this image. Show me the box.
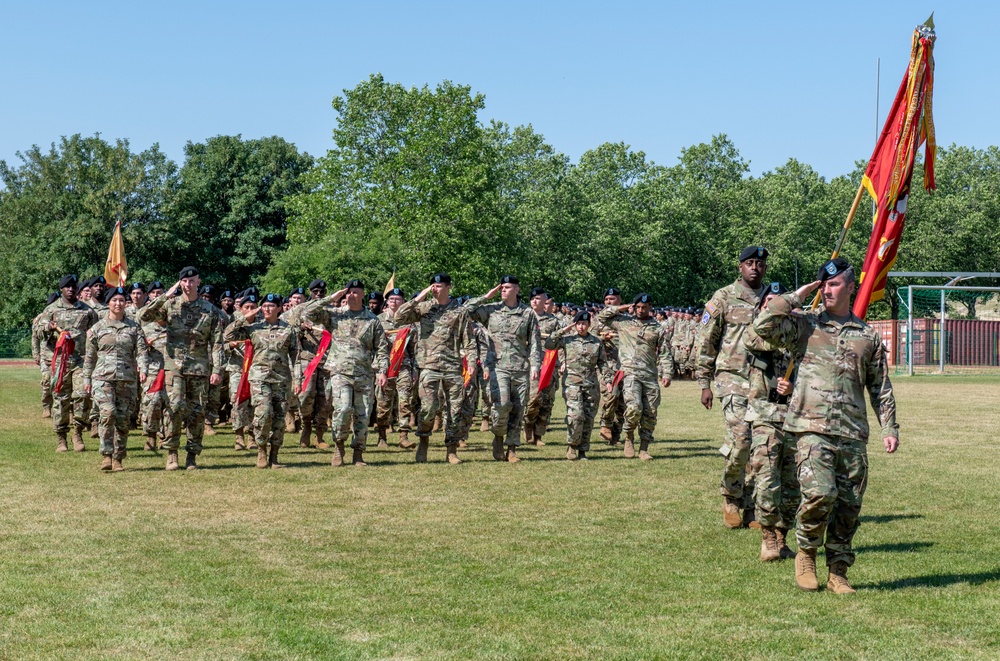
[536,349,559,391]
[383,271,396,297]
[854,17,936,319]
[387,327,411,378]
[148,369,166,393]
[104,220,128,287]
[235,339,254,405]
[50,331,74,393]
[299,330,331,394]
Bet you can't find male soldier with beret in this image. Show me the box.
[696,246,767,528]
[523,287,561,446]
[754,258,898,594]
[596,287,626,445]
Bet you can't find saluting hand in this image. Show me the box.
[330,287,349,302]
[165,280,182,299]
[243,305,258,322]
[792,280,822,303]
[485,284,502,299]
[416,285,433,302]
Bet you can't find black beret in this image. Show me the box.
[430,273,451,285]
[387,287,406,298]
[367,291,384,302]
[633,293,652,305]
[147,281,164,291]
[289,287,305,297]
[178,266,199,279]
[574,310,591,323]
[59,274,78,289]
[767,282,789,296]
[47,292,60,305]
[220,289,234,299]
[242,286,260,300]
[529,287,546,298]
[199,285,217,296]
[308,279,327,290]
[79,276,94,289]
[263,293,283,305]
[818,258,852,282]
[92,275,107,286]
[242,294,258,305]
[129,282,145,293]
[499,275,519,285]
[345,279,364,290]
[104,286,127,303]
[604,287,621,297]
[739,246,769,262]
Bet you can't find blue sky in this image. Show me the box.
[0,1,987,178]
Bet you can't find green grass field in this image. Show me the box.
[1,365,998,660]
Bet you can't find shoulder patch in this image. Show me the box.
[705,302,718,316]
[701,311,711,325]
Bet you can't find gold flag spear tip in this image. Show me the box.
[922,12,934,30]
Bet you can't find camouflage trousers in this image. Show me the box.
[92,379,136,458]
[599,377,625,441]
[749,420,800,529]
[52,363,90,434]
[205,378,222,425]
[416,369,465,444]
[297,362,331,436]
[141,372,167,437]
[621,374,660,443]
[523,376,558,439]
[38,360,53,410]
[478,370,492,422]
[564,381,600,452]
[488,369,530,447]
[327,373,373,450]
[250,380,288,448]
[456,371,480,442]
[719,394,755,507]
[376,367,414,432]
[228,369,252,433]
[163,372,208,454]
[794,433,868,567]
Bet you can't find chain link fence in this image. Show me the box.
[0,327,33,359]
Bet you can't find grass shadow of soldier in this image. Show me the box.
[858,569,1000,591]
[859,513,925,524]
[854,542,934,553]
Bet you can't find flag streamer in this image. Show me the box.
[104,220,128,287]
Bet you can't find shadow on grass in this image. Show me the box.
[859,569,1000,591]
[855,542,934,553]
[859,513,925,524]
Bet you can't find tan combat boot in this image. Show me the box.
[100,455,113,471]
[458,439,468,449]
[446,443,461,465]
[299,420,313,448]
[165,451,179,471]
[600,426,613,441]
[42,404,52,418]
[399,430,414,449]
[743,507,761,530]
[524,426,534,445]
[352,448,367,466]
[247,432,258,450]
[284,411,297,433]
[331,441,346,467]
[479,418,490,433]
[566,445,578,461]
[377,426,388,450]
[432,414,443,432]
[827,561,856,595]
[185,452,198,470]
[638,439,652,461]
[257,444,269,469]
[506,446,520,463]
[534,433,545,447]
[415,437,429,463]
[203,422,217,436]
[269,445,285,469]
[72,426,86,452]
[491,435,505,461]
[776,528,797,560]
[795,548,820,592]
[723,497,742,529]
[56,432,69,453]
[90,420,99,438]
[623,430,636,458]
[112,457,125,472]
[760,527,781,562]
[315,430,329,450]
[234,432,247,451]
[144,435,157,451]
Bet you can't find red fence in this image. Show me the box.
[869,318,1000,367]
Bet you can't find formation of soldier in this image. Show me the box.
[32,247,899,594]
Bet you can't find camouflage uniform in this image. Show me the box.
[596,306,674,446]
[395,297,477,444]
[695,280,761,507]
[39,298,98,435]
[595,320,625,443]
[545,327,610,452]
[32,313,55,414]
[375,308,416,434]
[225,315,298,449]
[140,320,168,439]
[743,325,798,529]
[287,302,332,441]
[205,307,231,426]
[301,298,389,451]
[223,319,254,437]
[138,295,224,455]
[464,297,542,448]
[457,322,495,442]
[83,317,149,458]
[670,317,691,377]
[523,311,562,441]
[754,291,898,567]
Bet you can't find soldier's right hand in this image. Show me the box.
[792,280,822,302]
[700,387,714,410]
[417,285,433,301]
[166,280,182,298]
[243,305,258,322]
[486,284,502,299]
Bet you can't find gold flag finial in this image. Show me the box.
[922,12,935,30]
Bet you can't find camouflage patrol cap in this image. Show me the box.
[58,274,78,289]
[178,266,199,279]
[104,286,127,303]
[499,275,519,285]
[387,287,406,298]
[430,273,451,285]
[818,257,851,282]
[739,246,769,262]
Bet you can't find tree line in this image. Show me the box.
[2,73,997,329]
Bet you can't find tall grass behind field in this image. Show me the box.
[1,366,998,659]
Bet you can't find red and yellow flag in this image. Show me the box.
[104,220,128,287]
[387,327,411,378]
[235,340,254,405]
[854,18,936,319]
[536,349,559,391]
